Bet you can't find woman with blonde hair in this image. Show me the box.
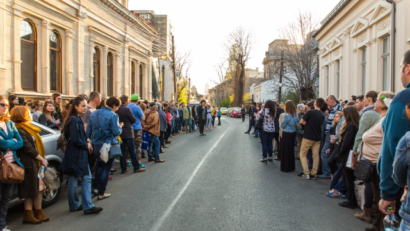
[0,96,23,230]
[279,100,298,172]
[11,106,49,224]
[39,100,59,130]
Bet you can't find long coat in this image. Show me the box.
[197,106,207,122]
[60,116,89,177]
[16,128,40,199]
[116,104,136,140]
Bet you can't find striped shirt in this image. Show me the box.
[326,103,342,133]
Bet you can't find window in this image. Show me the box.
[131,61,136,93]
[336,60,340,98]
[20,19,37,91]
[139,64,143,95]
[107,52,114,96]
[50,30,62,92]
[361,48,367,94]
[93,47,101,92]
[382,37,390,91]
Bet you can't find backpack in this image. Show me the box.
[57,131,69,152]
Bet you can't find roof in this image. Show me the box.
[313,0,351,38]
[130,11,159,34]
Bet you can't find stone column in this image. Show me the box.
[365,41,371,94]
[41,20,51,94]
[352,48,359,95]
[77,20,85,94]
[65,29,74,95]
[115,51,121,96]
[102,46,108,97]
[12,5,23,92]
[143,63,147,99]
[148,57,152,100]
[123,43,129,96]
[89,38,95,93]
[135,60,140,95]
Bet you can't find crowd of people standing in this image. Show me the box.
[245,50,410,230]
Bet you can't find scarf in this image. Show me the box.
[15,122,45,167]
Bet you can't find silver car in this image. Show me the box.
[9,122,64,208]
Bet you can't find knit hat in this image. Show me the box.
[131,94,139,101]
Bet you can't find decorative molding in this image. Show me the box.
[115,51,121,56]
[353,49,358,54]
[103,45,108,51]
[365,41,372,47]
[369,3,392,26]
[90,37,96,45]
[371,38,377,45]
[377,19,391,31]
[357,33,367,43]
[42,20,50,27]
[13,5,24,17]
[66,29,74,38]
[77,7,88,20]
[350,17,369,37]
[124,36,130,43]
[343,28,351,38]
[334,49,340,56]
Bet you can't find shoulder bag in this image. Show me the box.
[0,151,24,184]
[255,109,265,131]
[354,143,374,182]
[96,111,122,161]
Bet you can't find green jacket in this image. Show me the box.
[353,110,380,152]
[183,107,191,120]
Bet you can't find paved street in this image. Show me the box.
[7,116,368,231]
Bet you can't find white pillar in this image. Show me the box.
[65,29,74,95]
[144,63,148,99]
[89,38,95,93]
[135,60,140,95]
[123,43,129,96]
[102,46,108,97]
[148,58,152,100]
[41,20,51,94]
[115,51,121,96]
[77,20,85,94]
[12,5,23,92]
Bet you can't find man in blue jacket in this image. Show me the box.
[245,103,257,134]
[378,50,410,215]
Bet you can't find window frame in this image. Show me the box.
[382,37,390,91]
[107,52,114,96]
[49,30,62,93]
[20,19,38,91]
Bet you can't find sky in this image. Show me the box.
[130,0,341,95]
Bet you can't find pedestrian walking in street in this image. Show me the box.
[241,105,246,122]
[39,100,60,130]
[217,106,222,126]
[191,105,197,132]
[86,96,123,200]
[296,98,326,180]
[279,101,298,172]
[143,103,165,163]
[245,103,257,134]
[198,100,207,136]
[11,106,50,224]
[61,97,103,214]
[258,100,277,163]
[206,105,212,130]
[183,103,192,133]
[0,96,23,231]
[117,95,145,174]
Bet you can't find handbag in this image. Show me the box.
[0,151,24,184]
[354,143,374,182]
[346,150,356,169]
[43,167,60,191]
[255,110,265,131]
[109,143,122,159]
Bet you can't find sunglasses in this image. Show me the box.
[0,103,9,108]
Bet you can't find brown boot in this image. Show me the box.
[23,210,42,224]
[371,204,380,218]
[34,209,49,222]
[354,208,372,223]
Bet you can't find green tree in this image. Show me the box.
[281,89,300,104]
[220,98,231,108]
[177,78,188,104]
[243,92,250,102]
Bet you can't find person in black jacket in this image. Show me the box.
[60,97,103,214]
[241,105,246,122]
[117,96,145,174]
[197,100,207,136]
[335,106,360,209]
[274,103,284,153]
[39,100,59,130]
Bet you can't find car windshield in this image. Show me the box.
[234,109,241,112]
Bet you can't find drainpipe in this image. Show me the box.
[386,0,395,92]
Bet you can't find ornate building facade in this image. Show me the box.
[314,0,410,99]
[1,0,158,100]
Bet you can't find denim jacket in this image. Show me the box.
[0,120,24,168]
[280,113,298,133]
[86,106,122,145]
[392,131,410,224]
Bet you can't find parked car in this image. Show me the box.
[230,108,242,118]
[221,108,228,115]
[9,121,64,208]
[226,108,233,117]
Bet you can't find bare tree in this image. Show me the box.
[277,10,320,100]
[224,26,254,106]
[211,61,231,102]
[174,50,192,101]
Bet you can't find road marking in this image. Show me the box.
[150,128,229,231]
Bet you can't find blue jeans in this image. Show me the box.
[217,116,221,125]
[170,118,175,136]
[206,118,212,129]
[120,138,140,171]
[148,135,160,160]
[320,133,332,176]
[330,165,345,191]
[255,130,259,137]
[178,119,183,131]
[401,220,410,231]
[191,118,196,131]
[67,166,94,211]
[212,116,215,126]
[0,183,13,230]
[261,130,275,159]
[185,119,192,132]
[93,145,115,196]
[247,119,255,133]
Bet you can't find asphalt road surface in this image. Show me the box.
[7,116,369,231]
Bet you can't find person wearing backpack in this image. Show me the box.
[60,97,103,214]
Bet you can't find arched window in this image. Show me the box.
[139,64,143,95]
[50,30,62,92]
[93,47,101,92]
[20,19,37,91]
[131,61,136,94]
[107,52,114,96]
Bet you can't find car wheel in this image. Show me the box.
[42,163,62,208]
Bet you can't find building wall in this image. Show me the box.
[315,0,410,100]
[159,59,174,101]
[1,0,157,100]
